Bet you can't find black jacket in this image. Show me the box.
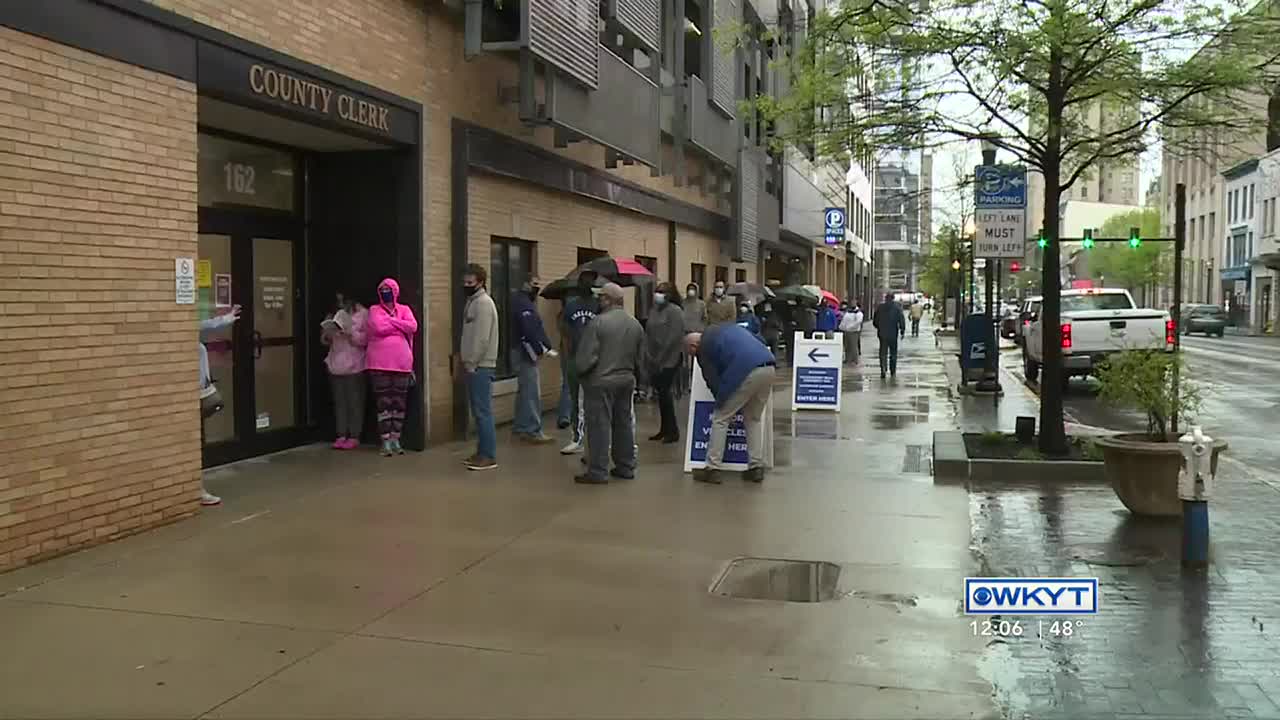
[872,300,907,340]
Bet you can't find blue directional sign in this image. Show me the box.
[791,334,842,410]
[974,165,1027,209]
[823,207,845,245]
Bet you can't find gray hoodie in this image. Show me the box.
[575,305,644,388]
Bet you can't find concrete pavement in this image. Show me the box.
[0,331,997,719]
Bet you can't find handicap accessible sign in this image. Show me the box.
[683,358,774,473]
[791,331,843,411]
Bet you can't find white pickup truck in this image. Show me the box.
[1022,288,1174,385]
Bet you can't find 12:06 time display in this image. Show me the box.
[970,619,1024,637]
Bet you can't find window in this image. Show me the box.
[690,263,707,293]
[1061,294,1135,312]
[735,268,747,283]
[198,133,296,211]
[1250,185,1256,219]
[715,266,729,284]
[1209,212,1215,245]
[577,246,607,266]
[490,237,534,379]
[1080,186,1088,199]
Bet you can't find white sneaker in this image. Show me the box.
[560,440,583,455]
[200,492,221,506]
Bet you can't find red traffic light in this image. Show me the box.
[1009,261,1021,273]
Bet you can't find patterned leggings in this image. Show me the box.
[369,370,411,440]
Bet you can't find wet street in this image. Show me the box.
[983,333,1280,718]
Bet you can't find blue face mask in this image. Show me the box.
[379,288,394,304]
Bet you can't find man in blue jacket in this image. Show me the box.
[685,324,777,484]
[511,274,557,443]
[559,273,600,454]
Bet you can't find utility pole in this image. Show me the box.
[1172,183,1186,435]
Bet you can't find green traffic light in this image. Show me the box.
[1128,226,1141,248]
[1037,230,1047,249]
[1082,228,1094,249]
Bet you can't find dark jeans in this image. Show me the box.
[330,373,366,439]
[911,318,921,336]
[583,379,637,480]
[652,365,679,440]
[878,337,900,376]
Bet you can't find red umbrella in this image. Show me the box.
[564,256,655,287]
[820,289,840,306]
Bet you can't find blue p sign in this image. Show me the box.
[824,207,845,245]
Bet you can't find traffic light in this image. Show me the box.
[1082,228,1094,249]
[1129,226,1141,248]
[1037,229,1047,249]
[1009,261,1021,272]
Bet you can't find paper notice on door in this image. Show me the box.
[197,259,213,288]
[256,413,270,430]
[214,274,232,307]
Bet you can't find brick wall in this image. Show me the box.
[0,27,199,571]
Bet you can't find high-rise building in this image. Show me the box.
[874,156,931,292]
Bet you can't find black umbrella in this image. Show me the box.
[564,256,656,288]
[773,284,821,306]
[725,282,775,305]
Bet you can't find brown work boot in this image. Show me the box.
[693,468,721,484]
[741,467,765,483]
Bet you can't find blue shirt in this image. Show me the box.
[736,313,761,335]
[697,323,776,406]
[816,305,839,332]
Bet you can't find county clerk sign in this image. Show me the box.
[974,165,1027,259]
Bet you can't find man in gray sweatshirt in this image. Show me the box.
[458,263,500,471]
[573,282,644,484]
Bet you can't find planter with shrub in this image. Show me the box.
[1093,349,1226,517]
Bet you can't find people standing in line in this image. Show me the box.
[197,303,241,506]
[574,283,644,484]
[366,278,418,457]
[645,282,685,444]
[798,303,817,339]
[706,280,737,325]
[839,301,864,365]
[679,282,707,398]
[685,323,776,485]
[759,301,782,359]
[559,273,600,455]
[909,298,925,337]
[458,263,500,471]
[872,292,907,379]
[321,292,369,450]
[510,274,557,444]
[815,301,838,334]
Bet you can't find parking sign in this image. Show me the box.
[974,165,1027,258]
[824,207,845,245]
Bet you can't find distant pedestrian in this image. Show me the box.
[686,323,776,485]
[706,280,737,325]
[559,273,599,455]
[197,302,241,506]
[645,282,685,444]
[909,300,925,337]
[458,264,500,471]
[872,292,907,379]
[366,278,418,457]
[321,291,369,450]
[736,302,761,336]
[510,273,557,444]
[816,302,838,333]
[759,302,782,359]
[839,301,863,364]
[682,282,707,334]
[574,283,644,484]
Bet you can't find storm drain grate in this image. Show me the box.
[902,444,929,473]
[711,557,842,602]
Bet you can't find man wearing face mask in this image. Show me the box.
[645,282,685,443]
[574,283,644,484]
[510,273,557,444]
[706,280,737,325]
[458,263,500,471]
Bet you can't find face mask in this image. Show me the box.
[379,288,394,304]
[463,284,479,297]
[739,307,749,315]
[762,304,771,312]
[687,289,697,298]
[654,293,667,305]
[714,287,725,297]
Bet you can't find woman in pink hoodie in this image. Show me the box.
[321,291,369,450]
[366,277,418,456]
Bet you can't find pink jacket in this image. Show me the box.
[323,306,369,376]
[365,277,418,373]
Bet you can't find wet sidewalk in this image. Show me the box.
[0,331,997,719]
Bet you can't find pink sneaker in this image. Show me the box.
[332,437,347,449]
[342,437,360,450]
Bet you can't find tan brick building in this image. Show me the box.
[0,0,826,571]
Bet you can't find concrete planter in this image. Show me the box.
[1095,433,1228,517]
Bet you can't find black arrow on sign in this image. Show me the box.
[807,348,829,362]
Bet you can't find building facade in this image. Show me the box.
[0,0,826,570]
[873,159,928,294]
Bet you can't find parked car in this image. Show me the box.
[1023,288,1173,387]
[1180,303,1227,337]
[1013,296,1043,345]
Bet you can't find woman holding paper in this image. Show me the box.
[321,291,369,450]
[366,278,418,456]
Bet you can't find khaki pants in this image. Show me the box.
[706,366,774,470]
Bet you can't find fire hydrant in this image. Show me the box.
[1178,426,1214,567]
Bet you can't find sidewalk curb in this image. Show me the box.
[932,430,1106,483]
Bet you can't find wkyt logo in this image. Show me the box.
[964,577,1098,615]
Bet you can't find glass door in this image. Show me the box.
[252,237,297,435]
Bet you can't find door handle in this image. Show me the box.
[252,330,263,359]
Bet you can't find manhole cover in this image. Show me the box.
[1068,543,1165,567]
[711,557,842,602]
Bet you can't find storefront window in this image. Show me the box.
[198,134,296,211]
[491,237,534,378]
